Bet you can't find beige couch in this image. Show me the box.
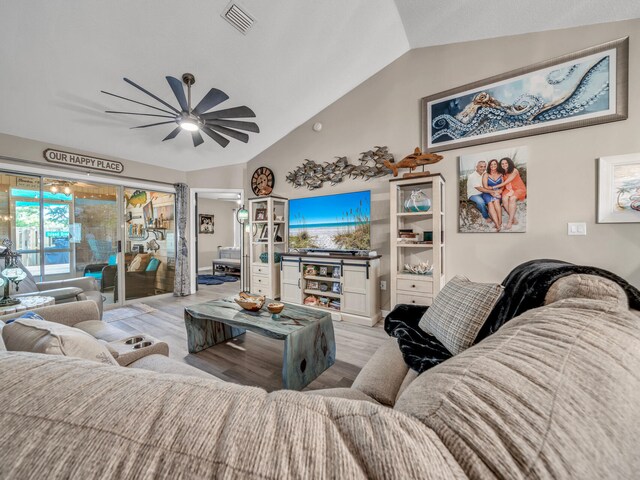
[1,275,639,478]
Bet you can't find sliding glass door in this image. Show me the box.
[44,179,120,306]
[121,188,176,301]
[0,174,42,278]
[0,169,176,307]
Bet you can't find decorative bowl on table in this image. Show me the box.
[234,292,266,312]
[267,302,285,319]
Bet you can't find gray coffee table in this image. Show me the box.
[184,297,336,390]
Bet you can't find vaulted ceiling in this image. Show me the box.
[1,1,639,170]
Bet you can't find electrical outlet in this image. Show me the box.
[380,280,387,290]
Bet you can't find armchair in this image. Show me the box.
[114,254,161,302]
[83,254,117,293]
[15,261,104,318]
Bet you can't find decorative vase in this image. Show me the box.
[260,252,282,263]
[404,190,431,212]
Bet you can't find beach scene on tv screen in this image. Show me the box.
[289,191,371,251]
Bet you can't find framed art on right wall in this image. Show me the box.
[598,153,640,223]
[421,37,628,153]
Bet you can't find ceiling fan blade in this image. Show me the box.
[193,88,229,116]
[207,124,249,143]
[163,126,182,141]
[131,121,176,129]
[206,119,259,133]
[201,105,255,120]
[166,76,189,112]
[101,90,176,115]
[202,126,230,148]
[192,130,205,147]
[123,78,181,114]
[105,111,176,119]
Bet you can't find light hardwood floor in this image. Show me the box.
[105,282,389,392]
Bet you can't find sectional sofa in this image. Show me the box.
[1,274,639,478]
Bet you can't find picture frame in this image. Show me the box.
[597,153,640,223]
[198,213,214,234]
[142,201,154,226]
[307,280,319,290]
[255,208,267,221]
[258,224,269,241]
[331,282,341,294]
[459,146,528,233]
[422,37,628,153]
[332,266,341,278]
[319,266,328,276]
[272,224,281,242]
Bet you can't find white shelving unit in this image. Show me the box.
[249,195,288,299]
[280,253,381,327]
[390,174,445,308]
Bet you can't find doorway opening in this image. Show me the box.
[190,188,244,295]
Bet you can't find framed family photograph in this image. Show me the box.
[597,153,640,223]
[422,38,628,152]
[255,208,267,221]
[198,214,214,234]
[459,146,528,233]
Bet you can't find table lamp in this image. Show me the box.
[0,239,27,306]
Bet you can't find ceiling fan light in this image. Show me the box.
[180,119,199,132]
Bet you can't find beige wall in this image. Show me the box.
[187,163,247,189]
[196,198,236,270]
[0,132,185,185]
[246,19,640,309]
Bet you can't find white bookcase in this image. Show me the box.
[280,253,381,327]
[390,174,445,308]
[249,195,288,299]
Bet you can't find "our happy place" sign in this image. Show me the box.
[43,149,124,174]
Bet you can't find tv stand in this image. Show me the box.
[280,252,382,327]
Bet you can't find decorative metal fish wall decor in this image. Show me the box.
[285,146,395,190]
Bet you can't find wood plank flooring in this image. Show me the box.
[105,282,389,392]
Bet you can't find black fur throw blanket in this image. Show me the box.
[384,259,640,374]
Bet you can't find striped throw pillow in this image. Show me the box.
[419,275,503,355]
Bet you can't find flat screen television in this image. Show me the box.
[288,190,371,251]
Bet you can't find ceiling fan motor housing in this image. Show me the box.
[182,73,195,86]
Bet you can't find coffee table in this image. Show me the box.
[184,297,336,390]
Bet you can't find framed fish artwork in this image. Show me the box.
[421,37,628,152]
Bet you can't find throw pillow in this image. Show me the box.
[418,275,503,355]
[2,318,119,365]
[128,253,152,272]
[5,311,45,325]
[146,257,161,272]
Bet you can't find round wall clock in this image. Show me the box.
[251,167,275,196]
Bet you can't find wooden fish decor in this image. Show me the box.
[285,146,394,190]
[383,147,443,178]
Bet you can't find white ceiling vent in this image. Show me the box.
[221,2,255,35]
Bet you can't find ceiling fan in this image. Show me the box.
[101,73,259,148]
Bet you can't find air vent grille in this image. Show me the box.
[222,2,255,34]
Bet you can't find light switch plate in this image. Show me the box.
[568,222,587,235]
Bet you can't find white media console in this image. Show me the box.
[280,252,381,327]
